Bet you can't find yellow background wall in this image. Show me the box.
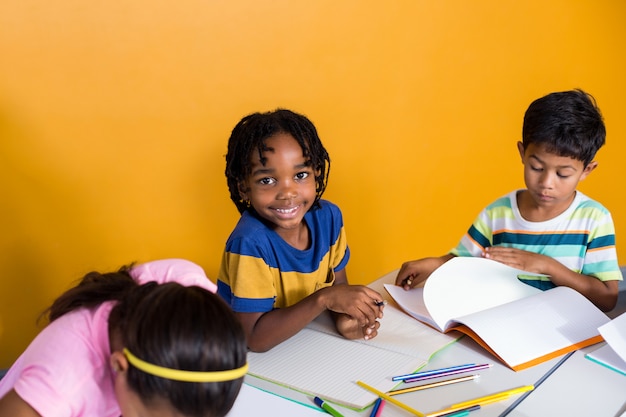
[1,1,624,367]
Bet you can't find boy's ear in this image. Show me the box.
[580,161,598,181]
[517,141,525,161]
[237,182,249,201]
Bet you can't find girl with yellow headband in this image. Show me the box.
[0,259,248,417]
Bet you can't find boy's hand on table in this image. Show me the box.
[482,246,550,274]
[334,313,381,340]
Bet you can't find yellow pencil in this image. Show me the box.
[451,384,534,409]
[425,394,509,417]
[356,381,425,417]
[425,385,534,417]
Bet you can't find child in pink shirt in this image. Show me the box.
[0,259,247,417]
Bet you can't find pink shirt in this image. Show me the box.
[0,259,215,417]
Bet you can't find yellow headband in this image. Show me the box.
[123,348,248,382]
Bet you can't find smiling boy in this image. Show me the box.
[396,89,622,311]
[218,110,385,352]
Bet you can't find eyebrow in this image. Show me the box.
[251,167,273,176]
[251,162,311,177]
[528,154,578,170]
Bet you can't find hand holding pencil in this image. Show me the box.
[395,256,451,289]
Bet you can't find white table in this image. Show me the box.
[227,272,626,417]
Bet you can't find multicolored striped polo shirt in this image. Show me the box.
[451,190,622,289]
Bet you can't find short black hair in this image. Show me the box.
[522,89,605,166]
[225,109,330,213]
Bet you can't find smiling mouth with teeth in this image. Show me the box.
[275,206,299,214]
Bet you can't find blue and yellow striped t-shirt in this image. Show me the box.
[217,200,349,313]
[451,190,623,289]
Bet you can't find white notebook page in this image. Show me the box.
[247,306,457,409]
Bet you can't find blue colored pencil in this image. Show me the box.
[392,363,481,382]
[404,364,492,383]
[369,397,382,417]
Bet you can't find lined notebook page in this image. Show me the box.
[598,312,626,363]
[452,286,609,369]
[308,305,459,358]
[422,257,542,331]
[384,257,542,332]
[585,312,626,375]
[247,306,458,409]
[586,344,626,376]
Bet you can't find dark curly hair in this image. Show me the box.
[225,109,330,213]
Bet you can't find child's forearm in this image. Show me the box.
[547,263,619,312]
[240,291,330,352]
[482,248,619,311]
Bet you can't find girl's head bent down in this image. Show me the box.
[109,281,248,417]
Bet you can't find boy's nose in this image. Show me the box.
[538,172,555,188]
[277,181,298,199]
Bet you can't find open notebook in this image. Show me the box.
[585,312,626,376]
[385,257,610,371]
[246,305,458,409]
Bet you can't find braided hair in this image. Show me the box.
[225,109,330,213]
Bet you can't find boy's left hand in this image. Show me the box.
[482,246,549,274]
[334,313,381,341]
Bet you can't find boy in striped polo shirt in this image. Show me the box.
[396,89,622,312]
